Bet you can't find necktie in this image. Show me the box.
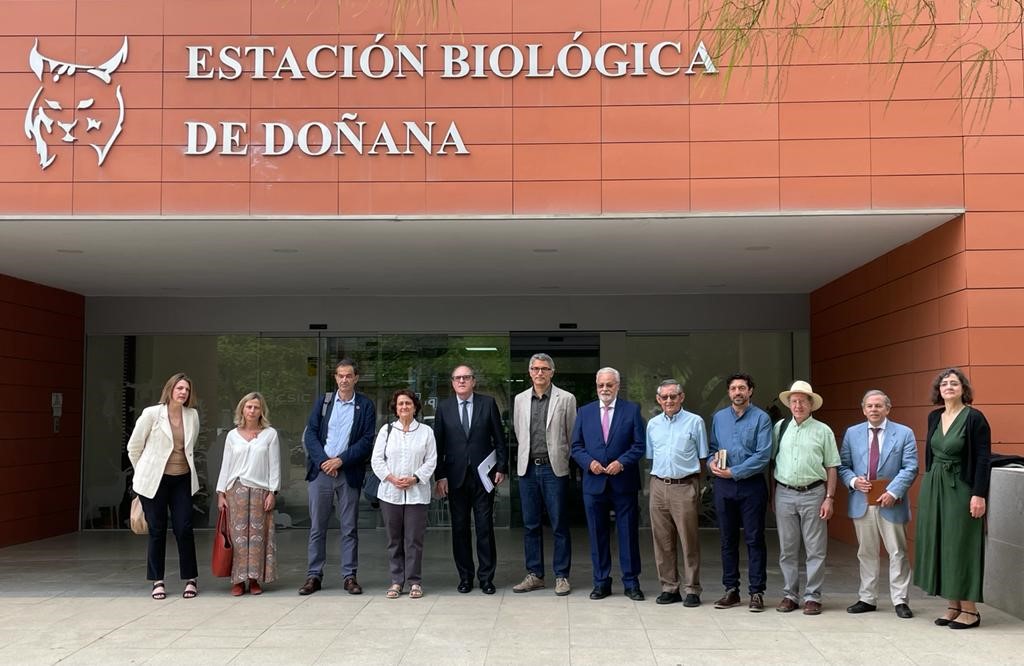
[868,427,880,480]
[601,405,611,442]
[461,400,470,436]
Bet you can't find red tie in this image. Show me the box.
[868,427,880,480]
[601,405,611,441]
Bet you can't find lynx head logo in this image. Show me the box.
[25,37,129,170]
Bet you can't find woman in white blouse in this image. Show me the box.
[216,392,281,596]
[371,389,437,599]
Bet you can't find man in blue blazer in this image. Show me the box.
[571,367,647,601]
[299,358,377,596]
[838,389,918,618]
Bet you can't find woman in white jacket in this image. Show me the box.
[126,373,201,600]
[371,389,437,599]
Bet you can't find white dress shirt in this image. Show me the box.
[216,427,282,493]
[371,420,437,505]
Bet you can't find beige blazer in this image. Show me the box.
[513,384,577,477]
[127,404,200,499]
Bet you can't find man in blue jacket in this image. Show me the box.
[571,367,646,601]
[299,358,376,596]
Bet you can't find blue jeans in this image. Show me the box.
[519,462,571,578]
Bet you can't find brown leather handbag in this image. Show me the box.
[211,506,233,577]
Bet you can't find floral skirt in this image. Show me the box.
[226,480,277,584]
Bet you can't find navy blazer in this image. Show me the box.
[303,391,377,489]
[433,392,508,489]
[571,399,646,496]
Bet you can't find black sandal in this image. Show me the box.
[934,606,960,626]
[948,610,981,630]
[182,579,198,599]
[151,581,166,600]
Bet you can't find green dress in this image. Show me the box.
[913,407,984,601]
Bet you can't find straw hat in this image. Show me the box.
[779,380,823,412]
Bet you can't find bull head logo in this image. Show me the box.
[25,37,128,170]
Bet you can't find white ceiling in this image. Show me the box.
[0,211,960,297]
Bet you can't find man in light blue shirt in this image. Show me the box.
[646,379,709,607]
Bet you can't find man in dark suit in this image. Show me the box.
[571,367,647,601]
[434,364,508,594]
[299,358,376,596]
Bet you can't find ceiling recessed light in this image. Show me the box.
[744,245,771,251]
[465,347,498,352]
[532,248,559,254]
[272,248,299,254]
[56,249,84,254]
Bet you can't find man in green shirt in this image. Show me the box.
[772,380,840,616]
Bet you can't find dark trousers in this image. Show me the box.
[380,501,429,586]
[520,462,571,578]
[141,473,198,581]
[713,474,768,594]
[583,487,641,588]
[448,470,496,584]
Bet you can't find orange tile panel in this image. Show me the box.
[962,97,1024,136]
[426,73,513,107]
[71,182,161,214]
[76,0,164,35]
[423,181,513,214]
[165,0,253,35]
[971,366,1024,405]
[965,249,1024,288]
[964,136,1024,174]
[428,0,514,35]
[939,328,971,367]
[164,74,251,109]
[250,146,339,182]
[910,330,942,371]
[964,174,1024,211]
[74,36,162,72]
[871,175,964,209]
[513,0,601,32]
[86,108,163,146]
[0,36,73,72]
[601,0,687,31]
[513,180,601,214]
[689,66,776,104]
[338,150,428,183]
[690,177,780,212]
[884,220,965,282]
[870,62,960,101]
[338,181,427,214]
[160,182,251,214]
[779,139,870,178]
[936,291,969,331]
[512,144,601,181]
[601,179,690,213]
[601,105,689,142]
[0,183,72,214]
[689,103,778,142]
[964,212,1024,250]
[68,72,162,109]
[252,76,341,109]
[502,31,606,77]
[161,146,250,182]
[970,328,1024,364]
[431,108,512,145]
[779,64,871,103]
[870,137,964,176]
[978,404,1024,438]
[881,267,941,316]
[421,34,534,74]
[0,73,68,110]
[779,176,872,210]
[784,26,873,66]
[0,146,74,182]
[0,301,84,338]
[690,140,778,178]
[513,107,601,144]
[869,100,963,138]
[163,109,251,148]
[602,70,692,106]
[337,0,394,34]
[163,35,348,75]
[602,142,689,180]
[425,145,510,181]
[250,0,340,34]
[250,107,424,147]
[0,1,76,36]
[935,253,969,295]
[890,24,966,64]
[73,145,162,182]
[778,101,870,140]
[962,59,1024,99]
[251,181,339,214]
[514,71,601,106]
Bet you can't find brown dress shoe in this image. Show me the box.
[343,577,363,595]
[803,600,823,615]
[714,589,741,609]
[776,597,799,613]
[298,577,322,596]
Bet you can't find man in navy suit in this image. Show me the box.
[571,367,647,601]
[434,364,508,594]
[299,358,376,596]
[838,389,918,618]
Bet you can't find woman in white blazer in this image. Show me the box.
[371,389,437,599]
[126,372,201,600]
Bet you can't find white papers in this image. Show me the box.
[477,450,497,492]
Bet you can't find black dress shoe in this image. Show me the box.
[656,591,682,605]
[457,580,473,594]
[589,585,611,600]
[948,610,981,629]
[624,587,645,601]
[481,582,496,595]
[846,600,877,614]
[683,593,701,607]
[895,603,913,619]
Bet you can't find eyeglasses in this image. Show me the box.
[597,382,617,389]
[452,375,475,382]
[657,393,681,400]
[529,367,552,374]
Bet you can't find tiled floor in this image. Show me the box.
[0,528,1020,664]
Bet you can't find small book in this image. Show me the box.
[866,479,891,504]
[714,449,727,469]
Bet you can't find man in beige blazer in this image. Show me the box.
[511,353,577,596]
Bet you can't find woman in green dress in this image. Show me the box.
[913,368,991,630]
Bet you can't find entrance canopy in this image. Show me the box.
[0,210,961,297]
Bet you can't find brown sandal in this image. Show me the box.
[151,581,166,600]
[386,584,402,599]
[409,584,423,599]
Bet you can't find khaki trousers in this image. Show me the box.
[854,506,912,606]
[649,477,702,595]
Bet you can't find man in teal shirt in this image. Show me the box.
[772,380,840,616]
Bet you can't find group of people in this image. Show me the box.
[126,361,992,630]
